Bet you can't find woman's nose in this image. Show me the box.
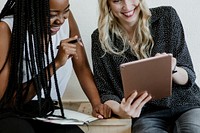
[55,15,65,24]
[122,0,133,10]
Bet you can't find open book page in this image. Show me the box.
[34,109,98,125]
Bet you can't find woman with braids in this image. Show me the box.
[91,0,200,132]
[0,0,111,132]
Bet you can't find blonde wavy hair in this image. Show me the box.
[98,0,154,59]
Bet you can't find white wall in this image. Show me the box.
[1,0,200,102]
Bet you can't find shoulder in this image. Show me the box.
[150,6,179,24]
[0,21,10,32]
[0,21,11,43]
[91,28,99,38]
[91,29,100,46]
[91,29,102,52]
[0,15,14,30]
[150,6,176,14]
[0,21,11,70]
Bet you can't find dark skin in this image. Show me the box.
[0,21,11,99]
[0,0,111,118]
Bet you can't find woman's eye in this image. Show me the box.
[63,9,69,15]
[64,9,69,13]
[113,0,120,3]
[62,10,69,18]
[50,14,57,18]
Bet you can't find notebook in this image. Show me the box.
[120,54,172,100]
[34,109,98,125]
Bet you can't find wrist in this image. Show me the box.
[91,100,102,108]
[54,60,61,70]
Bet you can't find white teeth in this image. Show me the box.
[123,11,134,17]
[53,27,60,30]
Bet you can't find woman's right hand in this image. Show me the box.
[119,91,152,118]
[55,36,80,69]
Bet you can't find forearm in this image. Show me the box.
[25,61,61,101]
[172,66,188,85]
[82,83,102,107]
[75,66,102,107]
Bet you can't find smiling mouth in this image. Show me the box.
[122,5,139,18]
[51,26,60,33]
[122,10,134,17]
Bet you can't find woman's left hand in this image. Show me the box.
[92,103,112,119]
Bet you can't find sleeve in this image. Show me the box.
[91,30,121,103]
[169,6,196,88]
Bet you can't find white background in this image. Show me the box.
[1,0,200,102]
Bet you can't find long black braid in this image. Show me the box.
[0,0,64,118]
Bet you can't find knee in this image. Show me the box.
[174,123,200,133]
[132,118,168,133]
[177,108,200,124]
[0,117,35,133]
[175,108,200,133]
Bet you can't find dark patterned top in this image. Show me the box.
[91,6,200,113]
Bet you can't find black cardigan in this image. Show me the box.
[91,6,200,113]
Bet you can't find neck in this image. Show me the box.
[122,23,137,42]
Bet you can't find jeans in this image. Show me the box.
[132,108,200,133]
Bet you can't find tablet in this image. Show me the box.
[120,54,172,100]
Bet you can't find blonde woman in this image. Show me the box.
[91,0,200,132]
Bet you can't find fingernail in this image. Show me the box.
[97,115,103,119]
[79,42,83,47]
